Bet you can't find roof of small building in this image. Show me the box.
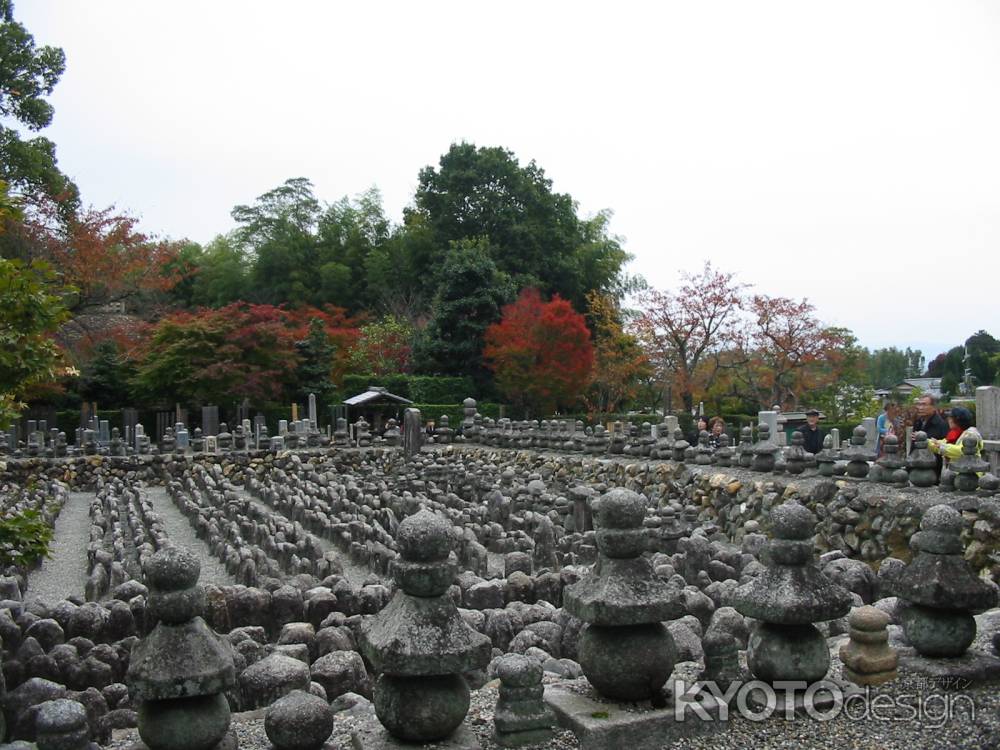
[343,386,413,406]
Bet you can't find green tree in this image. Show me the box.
[0,179,19,224]
[865,346,924,389]
[189,235,249,307]
[0,1,78,205]
[0,507,52,567]
[233,177,322,306]
[364,214,438,324]
[316,187,390,313]
[232,179,393,312]
[293,318,337,404]
[0,258,68,424]
[413,238,513,386]
[413,142,630,310]
[78,340,135,407]
[965,330,1000,386]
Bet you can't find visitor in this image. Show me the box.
[913,394,948,477]
[929,406,982,463]
[707,417,726,449]
[796,409,823,454]
[689,416,709,445]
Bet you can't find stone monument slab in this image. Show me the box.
[545,680,722,750]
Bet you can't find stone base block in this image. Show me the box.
[493,726,555,747]
[544,681,722,750]
[897,648,1000,686]
[349,710,480,749]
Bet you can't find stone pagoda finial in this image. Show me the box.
[563,489,684,701]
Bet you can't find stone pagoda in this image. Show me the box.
[952,433,988,493]
[843,425,871,479]
[890,504,998,657]
[815,434,837,477]
[127,546,237,750]
[734,503,852,687]
[751,423,778,473]
[907,432,938,488]
[493,654,555,747]
[562,489,684,701]
[358,509,491,745]
[784,430,808,475]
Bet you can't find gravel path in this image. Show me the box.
[144,485,236,587]
[25,491,93,605]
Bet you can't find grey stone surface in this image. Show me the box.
[263,690,333,750]
[897,647,1000,684]
[239,654,311,710]
[545,681,722,750]
[25,493,93,606]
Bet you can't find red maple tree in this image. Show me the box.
[483,288,594,417]
[8,192,184,315]
[128,303,360,406]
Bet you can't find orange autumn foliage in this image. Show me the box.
[483,288,593,417]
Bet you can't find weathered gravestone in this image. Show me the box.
[402,408,422,460]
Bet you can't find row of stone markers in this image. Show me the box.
[2,454,997,747]
[453,399,999,494]
[107,496,998,750]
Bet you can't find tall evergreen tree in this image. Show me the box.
[293,318,337,404]
[413,239,513,386]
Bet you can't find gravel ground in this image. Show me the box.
[102,659,1000,750]
[143,485,236,587]
[25,491,93,605]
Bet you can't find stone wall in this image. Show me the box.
[3,445,999,583]
[445,446,1000,582]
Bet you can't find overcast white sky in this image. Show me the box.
[19,1,1000,362]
